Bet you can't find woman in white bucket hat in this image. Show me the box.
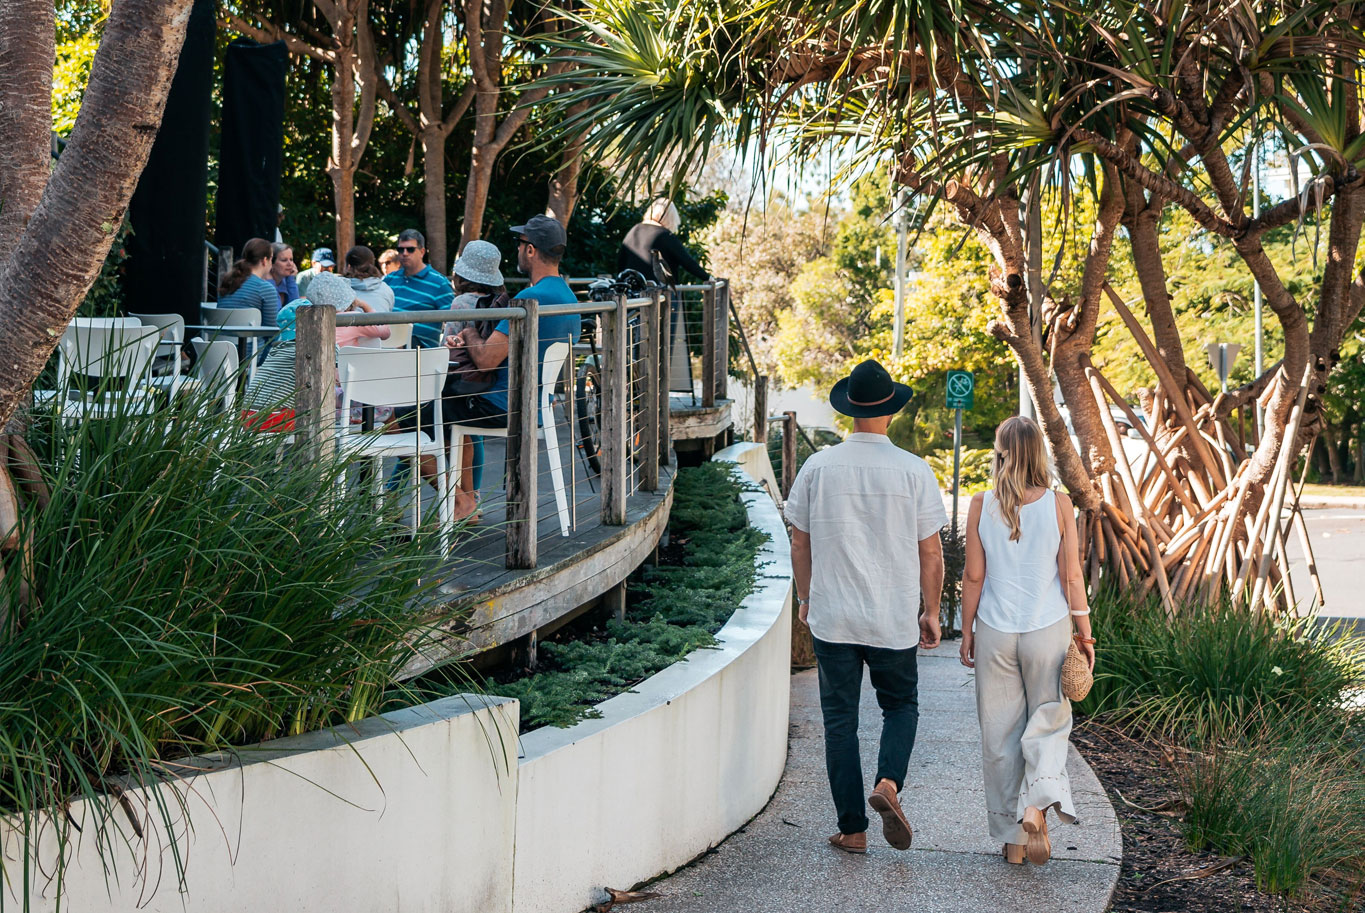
[441,240,509,522]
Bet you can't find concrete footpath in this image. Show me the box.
[640,646,1121,913]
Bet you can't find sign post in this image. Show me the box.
[1205,342,1242,394]
[945,370,975,533]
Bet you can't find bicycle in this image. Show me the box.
[575,270,653,477]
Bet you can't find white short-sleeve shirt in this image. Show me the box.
[784,432,948,649]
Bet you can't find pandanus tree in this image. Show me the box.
[535,0,1364,612]
[0,0,192,621]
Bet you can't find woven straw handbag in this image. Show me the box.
[1061,638,1093,701]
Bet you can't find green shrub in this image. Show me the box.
[1079,591,1364,736]
[924,446,993,494]
[485,462,768,731]
[4,377,451,895]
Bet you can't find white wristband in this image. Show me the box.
[1070,608,1091,616]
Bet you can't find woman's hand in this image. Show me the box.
[351,300,374,313]
[1076,637,1095,671]
[959,631,975,668]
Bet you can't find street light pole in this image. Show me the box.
[893,189,908,361]
[1253,137,1264,437]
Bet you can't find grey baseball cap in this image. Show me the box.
[509,215,567,255]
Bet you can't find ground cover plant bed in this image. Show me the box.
[406,463,768,733]
[1073,719,1311,913]
[1079,592,1365,910]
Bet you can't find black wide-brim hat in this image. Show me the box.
[830,359,914,418]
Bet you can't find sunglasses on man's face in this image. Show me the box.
[397,246,419,254]
[517,238,532,248]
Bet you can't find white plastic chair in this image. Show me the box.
[130,312,194,399]
[337,346,453,550]
[201,305,265,375]
[81,316,144,328]
[201,305,263,329]
[447,341,572,537]
[380,322,413,348]
[190,338,240,412]
[37,322,159,422]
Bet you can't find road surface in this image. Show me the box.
[1286,507,1365,634]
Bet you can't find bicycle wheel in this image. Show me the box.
[576,363,603,475]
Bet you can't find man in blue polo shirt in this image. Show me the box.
[384,228,454,347]
[445,214,580,518]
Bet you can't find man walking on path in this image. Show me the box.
[785,359,947,855]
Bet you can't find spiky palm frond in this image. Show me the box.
[530,0,1365,214]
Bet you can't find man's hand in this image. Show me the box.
[918,611,941,649]
[457,327,478,346]
[959,631,975,668]
[798,600,809,625]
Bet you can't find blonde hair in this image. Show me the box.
[992,416,1052,542]
[644,198,680,233]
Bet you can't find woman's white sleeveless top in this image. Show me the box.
[976,489,1070,634]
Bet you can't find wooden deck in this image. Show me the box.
[401,435,675,676]
[669,393,733,441]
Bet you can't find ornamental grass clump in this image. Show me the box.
[1177,719,1365,900]
[1079,591,1363,737]
[1080,590,1365,903]
[2,378,450,895]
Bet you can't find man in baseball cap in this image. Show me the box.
[297,246,336,298]
[508,214,567,257]
[445,214,579,443]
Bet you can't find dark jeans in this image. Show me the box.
[812,637,920,835]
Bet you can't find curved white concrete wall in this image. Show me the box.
[510,453,792,913]
[3,696,520,913]
[3,451,792,913]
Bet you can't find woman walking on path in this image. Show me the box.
[959,416,1096,866]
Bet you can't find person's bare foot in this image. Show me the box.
[452,492,480,524]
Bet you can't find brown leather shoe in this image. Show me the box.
[1021,806,1051,865]
[867,779,913,851]
[828,832,867,854]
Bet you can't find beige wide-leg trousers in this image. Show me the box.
[973,616,1078,844]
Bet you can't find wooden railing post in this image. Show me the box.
[656,287,671,466]
[701,282,717,407]
[754,374,769,444]
[293,304,336,464]
[781,410,798,499]
[600,294,629,524]
[641,296,660,492]
[716,280,729,401]
[506,299,539,569]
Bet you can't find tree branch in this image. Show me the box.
[1070,126,1237,237]
[376,75,421,136]
[221,13,331,63]
[441,84,476,135]
[0,0,192,427]
[1248,170,1358,235]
